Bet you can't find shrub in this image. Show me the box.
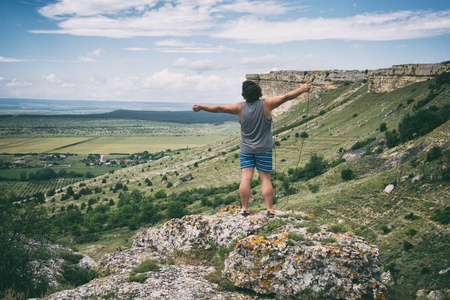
[427,146,442,162]
[287,232,305,242]
[131,259,160,275]
[329,223,346,233]
[59,261,98,287]
[341,168,354,181]
[403,240,413,251]
[129,274,147,283]
[398,107,449,142]
[431,206,450,225]
[307,225,320,233]
[379,122,387,132]
[404,212,420,220]
[385,129,400,148]
[307,183,319,193]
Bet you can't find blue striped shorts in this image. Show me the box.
[240,150,273,173]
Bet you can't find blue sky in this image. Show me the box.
[0,0,449,104]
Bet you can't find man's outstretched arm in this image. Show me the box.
[192,102,241,116]
[265,82,311,111]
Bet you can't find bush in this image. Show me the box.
[385,129,400,148]
[403,240,413,251]
[307,183,319,193]
[404,212,420,220]
[431,206,450,225]
[59,261,98,287]
[398,107,449,142]
[427,146,443,162]
[129,274,147,283]
[380,122,387,132]
[341,169,354,181]
[131,259,160,275]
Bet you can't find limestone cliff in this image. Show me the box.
[247,61,450,116]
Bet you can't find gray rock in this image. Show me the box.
[174,180,183,187]
[180,173,193,181]
[417,289,427,298]
[222,231,386,298]
[428,290,445,300]
[412,174,424,183]
[384,184,395,193]
[381,270,394,285]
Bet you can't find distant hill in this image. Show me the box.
[0,109,238,125]
[88,109,238,124]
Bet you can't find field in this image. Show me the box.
[0,135,228,155]
[0,112,239,199]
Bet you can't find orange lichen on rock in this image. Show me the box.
[216,205,241,214]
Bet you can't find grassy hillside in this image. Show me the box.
[3,75,448,298]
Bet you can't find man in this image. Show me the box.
[192,80,311,217]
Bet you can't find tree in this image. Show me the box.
[167,201,187,219]
[0,196,51,297]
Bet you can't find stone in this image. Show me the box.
[78,254,98,269]
[384,184,395,193]
[412,174,424,183]
[417,289,427,298]
[381,271,394,285]
[174,180,183,187]
[222,230,386,299]
[428,290,445,300]
[180,173,193,181]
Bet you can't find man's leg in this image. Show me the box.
[259,171,274,213]
[239,167,254,212]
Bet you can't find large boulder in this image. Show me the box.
[223,232,386,299]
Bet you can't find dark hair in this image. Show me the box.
[242,80,262,103]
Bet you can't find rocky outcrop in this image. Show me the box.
[44,206,386,299]
[134,207,386,299]
[247,61,450,113]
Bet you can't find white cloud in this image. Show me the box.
[43,74,61,83]
[123,39,242,53]
[123,47,151,51]
[38,0,158,19]
[32,1,215,38]
[0,56,30,62]
[31,0,450,43]
[6,79,33,87]
[240,54,300,68]
[1,69,243,103]
[218,0,288,16]
[78,48,103,62]
[0,76,4,81]
[214,10,450,43]
[173,58,230,73]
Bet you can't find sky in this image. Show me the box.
[0,0,449,104]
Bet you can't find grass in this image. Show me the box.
[67,228,135,261]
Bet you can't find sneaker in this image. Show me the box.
[267,210,278,218]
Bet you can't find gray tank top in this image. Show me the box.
[240,99,275,154]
